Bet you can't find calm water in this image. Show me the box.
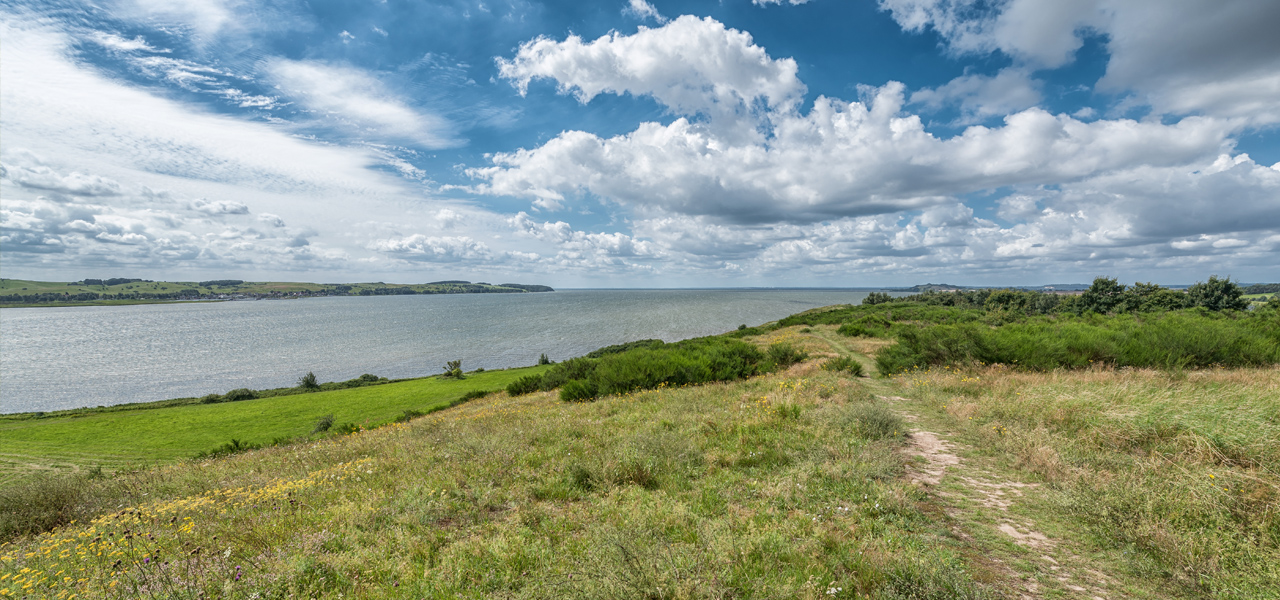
[0,289,876,413]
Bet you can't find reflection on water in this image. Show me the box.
[0,289,875,413]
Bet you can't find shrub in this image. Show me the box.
[821,355,865,376]
[393,410,423,423]
[199,393,222,404]
[222,388,258,402]
[538,353,553,365]
[507,374,544,397]
[442,360,464,379]
[540,357,598,391]
[312,414,335,433]
[560,379,597,402]
[766,342,808,368]
[459,389,492,402]
[863,291,893,305]
[193,438,261,459]
[333,422,360,435]
[1187,275,1249,311]
[297,371,320,391]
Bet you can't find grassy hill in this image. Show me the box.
[2,306,1277,599]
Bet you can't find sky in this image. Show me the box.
[1,0,1278,287]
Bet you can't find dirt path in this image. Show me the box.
[880,395,1115,600]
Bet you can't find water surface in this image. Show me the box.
[1,289,875,413]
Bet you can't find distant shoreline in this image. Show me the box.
[0,278,554,308]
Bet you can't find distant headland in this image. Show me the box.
[0,278,554,307]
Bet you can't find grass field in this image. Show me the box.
[2,317,1276,599]
[0,367,549,483]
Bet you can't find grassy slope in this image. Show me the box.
[0,367,548,481]
[2,323,1277,599]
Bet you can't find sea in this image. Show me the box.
[0,289,881,414]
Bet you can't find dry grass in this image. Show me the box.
[896,364,1280,597]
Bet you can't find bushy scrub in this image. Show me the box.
[506,374,544,397]
[531,336,771,402]
[876,312,1280,373]
[766,342,808,368]
[822,355,866,377]
[222,388,258,402]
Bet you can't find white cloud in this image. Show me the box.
[910,67,1042,123]
[879,0,1280,123]
[190,198,250,215]
[623,0,667,23]
[266,59,460,147]
[497,16,804,123]
[89,32,169,53]
[367,235,493,262]
[1,151,123,196]
[471,80,1231,223]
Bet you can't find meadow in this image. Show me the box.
[2,295,1277,599]
[0,367,549,484]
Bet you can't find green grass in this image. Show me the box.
[1,365,994,599]
[0,366,549,479]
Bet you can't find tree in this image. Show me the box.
[1121,282,1188,313]
[862,292,893,306]
[442,360,464,379]
[1187,275,1249,311]
[298,371,320,391]
[1079,277,1126,314]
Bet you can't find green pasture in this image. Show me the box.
[0,366,549,480]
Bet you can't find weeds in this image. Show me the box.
[822,355,866,377]
[312,414,335,433]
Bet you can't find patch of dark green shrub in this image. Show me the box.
[222,388,258,402]
[560,379,597,402]
[538,353,553,365]
[507,374,544,397]
[441,360,464,379]
[822,355,865,377]
[459,389,492,402]
[193,438,261,459]
[312,414,335,433]
[393,410,424,423]
[766,342,808,368]
[584,339,665,358]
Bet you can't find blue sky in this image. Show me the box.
[2,0,1278,287]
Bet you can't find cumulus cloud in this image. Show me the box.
[910,67,1042,123]
[367,235,493,262]
[190,198,250,215]
[267,59,459,147]
[879,0,1280,123]
[1,152,123,196]
[471,79,1230,223]
[497,16,804,124]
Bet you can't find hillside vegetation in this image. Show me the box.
[0,278,553,306]
[2,288,1277,599]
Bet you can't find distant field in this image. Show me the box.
[0,278,551,306]
[0,366,549,482]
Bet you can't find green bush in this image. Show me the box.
[560,379,597,402]
[442,360,464,379]
[540,357,598,391]
[312,414,335,433]
[766,342,808,368]
[821,355,865,377]
[459,389,492,402]
[507,374,544,397]
[538,353,553,365]
[393,410,423,423]
[199,393,222,404]
[223,388,258,402]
